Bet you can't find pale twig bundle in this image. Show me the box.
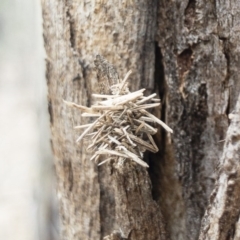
[65,55,173,168]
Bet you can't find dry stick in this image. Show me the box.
[113,128,157,153]
[76,111,108,142]
[136,146,144,158]
[108,135,122,145]
[87,141,97,150]
[90,143,105,158]
[98,157,113,166]
[92,125,105,142]
[117,142,140,159]
[122,126,136,147]
[139,116,155,123]
[92,105,124,111]
[133,103,160,110]
[87,136,109,149]
[121,148,149,168]
[151,98,161,102]
[112,107,127,125]
[126,111,134,126]
[135,122,145,134]
[85,132,97,137]
[146,133,159,152]
[136,93,157,104]
[97,148,149,168]
[94,131,111,145]
[110,111,127,131]
[128,133,158,153]
[133,119,158,134]
[116,92,144,106]
[96,149,129,158]
[97,142,108,152]
[118,70,132,94]
[63,99,94,113]
[140,109,173,133]
[74,123,92,129]
[92,93,119,99]
[82,112,101,117]
[90,143,108,161]
[100,89,145,106]
[90,152,98,161]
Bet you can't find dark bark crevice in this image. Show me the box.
[68,161,74,192]
[147,43,175,240]
[148,42,166,202]
[177,47,193,99]
[219,38,231,117]
[184,0,196,29]
[177,48,193,81]
[46,59,54,125]
[66,5,75,49]
[78,59,91,107]
[48,99,54,125]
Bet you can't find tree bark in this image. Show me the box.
[157,1,240,239]
[41,0,240,239]
[199,96,240,240]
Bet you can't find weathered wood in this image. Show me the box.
[157,0,240,239]
[199,95,240,239]
[41,0,240,239]
[41,0,165,239]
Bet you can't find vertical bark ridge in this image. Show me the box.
[111,162,167,240]
[42,0,101,239]
[199,95,240,240]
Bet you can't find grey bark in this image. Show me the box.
[157,1,240,239]
[41,0,240,239]
[199,96,240,240]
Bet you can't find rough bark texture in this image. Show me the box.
[41,0,240,239]
[157,1,240,239]
[199,96,240,240]
[41,0,166,239]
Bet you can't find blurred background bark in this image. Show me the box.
[0,0,59,239]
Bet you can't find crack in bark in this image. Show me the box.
[66,5,75,49]
[78,59,91,107]
[62,160,74,192]
[177,47,193,99]
[220,37,231,116]
[48,99,54,125]
[184,0,196,29]
[147,43,173,240]
[148,42,166,201]
[68,161,74,191]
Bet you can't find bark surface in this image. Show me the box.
[41,1,166,239]
[41,0,240,239]
[199,96,240,240]
[157,1,240,239]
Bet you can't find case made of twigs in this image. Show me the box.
[64,55,173,168]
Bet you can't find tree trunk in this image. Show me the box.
[41,0,240,239]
